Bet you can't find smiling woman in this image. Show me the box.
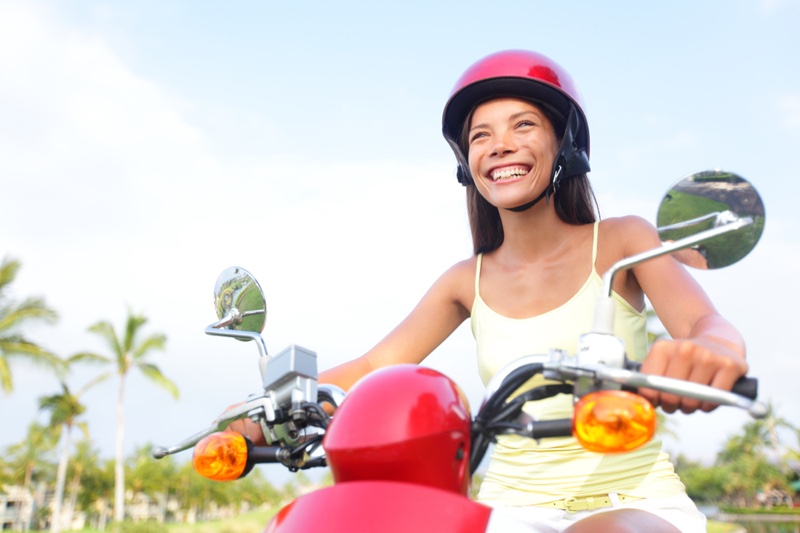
[315,49,752,533]
[443,51,596,255]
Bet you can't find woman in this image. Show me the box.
[295,50,747,532]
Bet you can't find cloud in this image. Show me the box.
[757,0,798,14]
[0,1,208,248]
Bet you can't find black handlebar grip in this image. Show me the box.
[529,418,573,439]
[729,376,758,400]
[626,362,758,400]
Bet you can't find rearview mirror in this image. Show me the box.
[211,266,267,335]
[657,170,765,269]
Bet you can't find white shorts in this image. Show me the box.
[494,494,707,533]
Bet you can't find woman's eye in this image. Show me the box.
[516,120,536,129]
[469,131,488,143]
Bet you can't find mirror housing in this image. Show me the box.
[658,170,765,270]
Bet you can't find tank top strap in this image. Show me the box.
[475,253,483,297]
[591,221,599,271]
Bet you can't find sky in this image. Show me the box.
[1,0,799,486]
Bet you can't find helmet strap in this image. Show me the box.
[505,184,552,212]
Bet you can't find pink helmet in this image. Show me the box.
[323,365,472,495]
[442,50,590,187]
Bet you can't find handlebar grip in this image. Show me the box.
[729,376,758,400]
[626,362,758,400]
[529,418,572,439]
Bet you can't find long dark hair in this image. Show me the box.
[460,102,599,255]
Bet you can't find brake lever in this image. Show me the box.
[577,363,768,419]
[152,397,272,459]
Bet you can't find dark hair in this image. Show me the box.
[460,100,599,255]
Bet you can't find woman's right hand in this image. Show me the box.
[224,403,267,445]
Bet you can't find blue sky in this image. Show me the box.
[2,0,799,482]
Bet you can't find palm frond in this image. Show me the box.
[0,257,21,290]
[131,333,167,360]
[137,362,179,399]
[88,321,123,361]
[0,356,11,392]
[68,351,113,365]
[0,298,58,331]
[0,339,65,372]
[123,312,148,353]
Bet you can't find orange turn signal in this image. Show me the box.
[572,390,656,453]
[192,431,250,481]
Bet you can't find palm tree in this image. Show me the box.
[127,443,179,523]
[75,455,114,530]
[38,377,103,533]
[63,438,102,531]
[0,256,61,393]
[759,402,798,464]
[71,310,179,523]
[3,422,60,530]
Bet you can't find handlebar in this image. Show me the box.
[249,445,327,470]
[470,356,768,474]
[625,361,759,400]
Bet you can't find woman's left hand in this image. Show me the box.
[638,336,748,414]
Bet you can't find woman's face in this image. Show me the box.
[466,98,559,210]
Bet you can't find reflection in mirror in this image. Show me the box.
[657,170,765,269]
[212,266,267,335]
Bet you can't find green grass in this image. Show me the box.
[707,521,744,533]
[71,509,280,533]
[719,506,800,516]
[164,508,278,533]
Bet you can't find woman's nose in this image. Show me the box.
[490,130,517,156]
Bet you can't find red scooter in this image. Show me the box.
[153,170,767,532]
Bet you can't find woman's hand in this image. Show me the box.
[638,335,748,414]
[224,404,268,445]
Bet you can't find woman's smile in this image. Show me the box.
[488,164,532,182]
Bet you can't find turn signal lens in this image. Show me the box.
[192,431,249,481]
[572,390,656,453]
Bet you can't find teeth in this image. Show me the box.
[490,167,529,181]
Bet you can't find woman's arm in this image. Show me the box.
[320,259,473,391]
[228,260,473,442]
[613,216,747,414]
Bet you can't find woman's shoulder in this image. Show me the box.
[599,215,660,249]
[599,214,654,233]
[596,216,662,272]
[432,255,479,307]
[440,255,479,284]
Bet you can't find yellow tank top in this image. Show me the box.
[472,222,686,506]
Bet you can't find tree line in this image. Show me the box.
[1,429,313,531]
[674,406,799,509]
[1,256,182,530]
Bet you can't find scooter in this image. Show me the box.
[153,169,768,532]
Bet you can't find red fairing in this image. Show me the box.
[264,481,492,533]
[323,365,471,495]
